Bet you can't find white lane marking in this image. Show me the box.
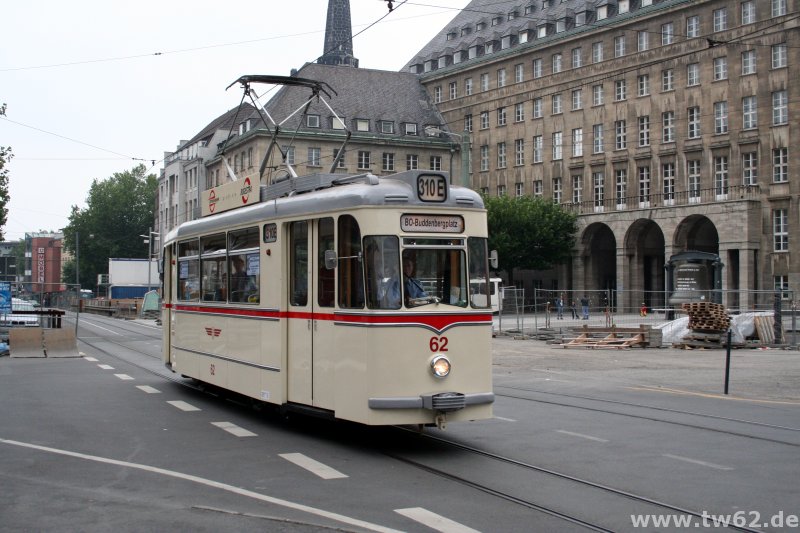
[78,321,122,335]
[211,421,257,437]
[556,430,609,443]
[167,400,201,412]
[395,507,481,533]
[97,364,114,370]
[136,385,161,394]
[83,356,97,362]
[114,374,134,381]
[279,453,348,480]
[663,454,734,471]
[0,438,401,533]
[493,416,517,422]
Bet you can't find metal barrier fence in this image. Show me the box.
[495,287,798,345]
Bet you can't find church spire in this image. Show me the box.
[318,0,359,67]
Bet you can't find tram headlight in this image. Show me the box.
[430,355,451,378]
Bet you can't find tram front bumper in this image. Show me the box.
[369,392,495,412]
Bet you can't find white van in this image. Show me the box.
[470,278,503,314]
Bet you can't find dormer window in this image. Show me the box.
[307,115,320,128]
[501,35,512,49]
[491,16,502,26]
[576,11,586,26]
[331,117,346,130]
[618,0,629,14]
[446,31,456,41]
[537,25,548,38]
[460,26,472,37]
[355,119,369,132]
[476,21,487,31]
[379,121,394,134]
[238,119,251,135]
[525,5,534,15]
[597,5,608,20]
[404,123,418,136]
[508,11,517,20]
[519,30,529,43]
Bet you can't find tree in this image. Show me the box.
[0,104,12,240]
[62,165,158,289]
[484,195,578,280]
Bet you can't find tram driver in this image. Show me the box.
[403,256,428,305]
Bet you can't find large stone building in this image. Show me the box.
[406,0,798,310]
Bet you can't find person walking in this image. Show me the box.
[556,294,564,319]
[570,300,577,319]
[580,295,590,319]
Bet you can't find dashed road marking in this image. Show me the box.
[136,385,161,394]
[97,364,114,370]
[83,356,98,362]
[279,453,347,479]
[556,429,609,443]
[663,454,733,471]
[167,400,200,412]
[114,374,134,381]
[395,507,480,533]
[211,421,257,437]
[493,416,517,422]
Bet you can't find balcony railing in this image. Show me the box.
[560,184,761,216]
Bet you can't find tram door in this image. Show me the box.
[287,218,335,408]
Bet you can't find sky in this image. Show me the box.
[0,0,469,241]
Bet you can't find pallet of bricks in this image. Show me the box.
[674,302,731,349]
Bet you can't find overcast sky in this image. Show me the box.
[0,0,468,241]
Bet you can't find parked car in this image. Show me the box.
[0,298,41,328]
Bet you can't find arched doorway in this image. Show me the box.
[581,223,616,295]
[623,220,666,311]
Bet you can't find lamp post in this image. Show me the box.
[140,228,160,292]
[424,126,471,188]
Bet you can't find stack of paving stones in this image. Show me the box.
[675,302,731,349]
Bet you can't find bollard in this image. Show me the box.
[724,329,732,395]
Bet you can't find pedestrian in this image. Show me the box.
[580,295,590,319]
[556,294,564,319]
[570,300,577,319]
[640,302,647,317]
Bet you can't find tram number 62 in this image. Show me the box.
[429,336,448,352]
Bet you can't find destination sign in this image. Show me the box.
[201,176,259,217]
[417,173,447,202]
[401,214,464,233]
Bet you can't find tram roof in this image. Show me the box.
[165,171,485,243]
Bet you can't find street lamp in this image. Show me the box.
[140,228,160,292]
[424,126,471,188]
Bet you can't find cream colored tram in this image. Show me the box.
[162,170,494,428]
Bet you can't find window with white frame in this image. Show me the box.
[430,155,442,171]
[333,148,346,169]
[742,1,756,24]
[382,152,394,172]
[308,147,321,166]
[533,180,543,197]
[688,107,701,139]
[497,142,506,168]
[713,57,728,80]
[533,135,543,163]
[497,184,507,196]
[774,275,790,300]
[572,174,582,203]
[742,152,758,185]
[355,119,370,132]
[307,115,320,128]
[573,128,583,157]
[449,82,457,100]
[773,90,788,125]
[552,53,563,73]
[597,4,608,20]
[615,120,627,150]
[497,68,506,87]
[592,42,603,63]
[773,147,788,182]
[615,79,627,101]
[714,155,729,198]
[772,0,787,17]
[572,47,582,68]
[615,169,627,208]
[405,123,418,135]
[619,0,629,13]
[515,63,524,83]
[533,98,543,118]
[687,63,700,86]
[465,77,473,95]
[742,50,756,75]
[515,103,524,122]
[662,22,674,45]
[532,58,542,78]
[515,139,525,166]
[480,73,489,91]
[480,111,489,129]
[552,132,563,160]
[772,44,787,68]
[687,15,700,38]
[515,182,524,197]
[773,208,788,251]
[572,89,582,110]
[743,96,758,129]
[713,8,727,31]
[663,162,676,204]
[662,69,674,91]
[553,177,562,203]
[357,151,371,170]
[552,94,562,115]
[593,124,604,153]
[284,146,295,166]
[638,74,650,97]
[406,154,418,170]
[434,86,442,103]
[714,101,729,134]
[593,171,605,209]
[662,111,675,143]
[614,35,626,58]
[480,145,489,171]
[380,121,394,134]
[638,116,650,147]
[687,160,701,201]
[592,84,604,106]
[638,31,649,52]
[497,107,507,126]
[465,114,473,133]
[638,166,651,206]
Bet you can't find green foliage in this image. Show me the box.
[0,103,12,240]
[484,195,578,274]
[62,164,158,289]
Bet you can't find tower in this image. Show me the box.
[318,0,359,67]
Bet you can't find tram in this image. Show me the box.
[161,76,494,429]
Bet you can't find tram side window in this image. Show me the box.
[228,227,260,304]
[337,215,364,309]
[177,239,200,301]
[364,236,400,309]
[200,233,227,302]
[318,218,334,308]
[290,221,308,306]
[468,237,491,309]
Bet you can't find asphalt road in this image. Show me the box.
[1,315,798,532]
